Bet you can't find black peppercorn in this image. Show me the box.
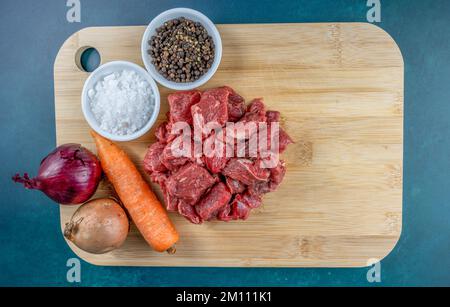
[148,17,215,83]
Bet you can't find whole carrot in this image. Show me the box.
[90,131,179,253]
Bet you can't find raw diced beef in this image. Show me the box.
[163,187,179,212]
[240,192,262,209]
[222,158,270,186]
[240,98,266,123]
[266,109,293,153]
[143,86,293,224]
[195,182,232,220]
[230,201,250,220]
[155,121,177,144]
[234,137,249,157]
[231,121,259,142]
[178,200,202,224]
[225,176,246,194]
[161,141,190,171]
[269,160,286,187]
[264,121,293,154]
[279,128,294,153]
[194,156,205,167]
[233,98,266,140]
[230,195,252,220]
[191,88,228,133]
[149,171,168,187]
[202,132,229,173]
[222,192,262,221]
[248,181,271,195]
[217,203,233,222]
[155,121,168,143]
[248,160,286,195]
[266,110,280,123]
[143,142,167,173]
[221,86,245,122]
[165,163,216,205]
[168,90,201,124]
[203,154,228,174]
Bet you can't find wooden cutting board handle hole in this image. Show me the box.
[75,46,101,72]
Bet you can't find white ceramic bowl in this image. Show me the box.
[141,8,222,90]
[81,61,160,142]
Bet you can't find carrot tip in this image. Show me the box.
[166,246,177,255]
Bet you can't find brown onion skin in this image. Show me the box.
[64,198,129,254]
[12,144,102,204]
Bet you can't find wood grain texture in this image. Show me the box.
[54,23,403,267]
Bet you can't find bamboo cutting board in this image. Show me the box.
[54,23,403,267]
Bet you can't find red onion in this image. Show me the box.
[12,144,102,204]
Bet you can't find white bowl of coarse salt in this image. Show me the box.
[81,61,160,142]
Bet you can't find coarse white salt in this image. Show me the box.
[88,70,154,136]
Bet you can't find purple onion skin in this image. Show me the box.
[12,144,102,205]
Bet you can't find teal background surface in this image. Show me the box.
[1,0,449,286]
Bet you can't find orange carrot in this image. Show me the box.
[91,131,179,253]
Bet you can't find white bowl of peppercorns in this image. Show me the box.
[141,8,222,90]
